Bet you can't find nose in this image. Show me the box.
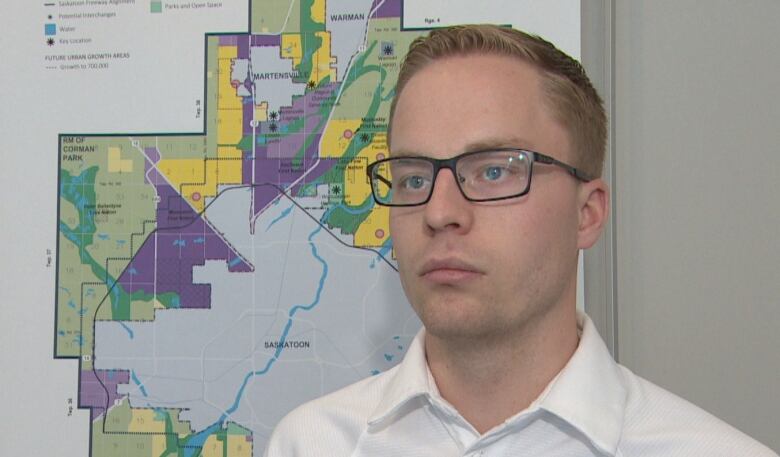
[422,168,474,234]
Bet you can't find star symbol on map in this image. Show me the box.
[360,132,370,143]
[269,111,278,121]
[47,38,55,46]
[332,185,341,195]
[307,80,316,90]
[269,123,278,133]
[382,44,394,56]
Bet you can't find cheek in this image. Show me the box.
[389,210,417,266]
[484,201,576,277]
[389,211,426,312]
[526,186,581,243]
[518,205,581,291]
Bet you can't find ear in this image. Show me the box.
[576,178,610,250]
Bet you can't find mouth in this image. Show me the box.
[418,258,484,284]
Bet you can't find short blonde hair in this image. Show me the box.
[388,24,606,178]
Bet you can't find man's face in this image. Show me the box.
[389,54,584,341]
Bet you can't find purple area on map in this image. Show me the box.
[219,35,239,46]
[371,0,402,18]
[242,99,255,136]
[145,147,160,163]
[282,83,338,133]
[118,168,252,309]
[143,148,160,186]
[252,156,338,218]
[252,35,281,47]
[242,152,253,184]
[122,44,342,306]
[236,35,250,60]
[265,132,305,159]
[144,157,167,187]
[251,83,341,217]
[80,369,129,418]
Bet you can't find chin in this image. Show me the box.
[413,295,506,341]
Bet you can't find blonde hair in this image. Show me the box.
[388,24,606,178]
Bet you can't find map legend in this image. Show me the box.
[41,0,238,73]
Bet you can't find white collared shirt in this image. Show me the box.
[264,312,777,456]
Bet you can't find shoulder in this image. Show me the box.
[263,367,397,457]
[617,365,778,457]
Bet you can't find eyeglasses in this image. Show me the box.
[366,148,593,207]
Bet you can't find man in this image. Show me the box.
[265,24,777,456]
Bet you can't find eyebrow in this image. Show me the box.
[391,137,536,157]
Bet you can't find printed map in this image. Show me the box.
[55,0,427,454]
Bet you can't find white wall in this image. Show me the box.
[585,0,780,451]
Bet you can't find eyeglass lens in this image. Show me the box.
[370,150,532,205]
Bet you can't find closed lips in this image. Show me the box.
[419,258,483,276]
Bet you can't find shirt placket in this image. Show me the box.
[459,406,544,456]
[427,398,481,455]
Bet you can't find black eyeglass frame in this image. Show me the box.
[366,147,594,207]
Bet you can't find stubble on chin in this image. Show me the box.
[412,288,510,342]
[411,277,562,353]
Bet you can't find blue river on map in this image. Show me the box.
[131,370,148,397]
[120,322,134,339]
[265,204,294,231]
[183,223,329,457]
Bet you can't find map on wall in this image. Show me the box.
[55,0,426,454]
[48,0,580,455]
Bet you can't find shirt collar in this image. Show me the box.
[367,312,627,456]
[368,328,433,427]
[537,311,627,456]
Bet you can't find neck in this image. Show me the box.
[424,299,579,434]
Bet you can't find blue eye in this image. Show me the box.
[483,166,504,181]
[401,175,428,190]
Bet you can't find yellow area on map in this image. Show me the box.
[227,434,252,456]
[218,45,243,145]
[201,434,251,457]
[201,435,224,457]
[311,31,337,84]
[254,101,269,122]
[343,158,369,206]
[281,31,336,85]
[344,132,388,206]
[352,132,390,248]
[127,408,166,433]
[281,34,302,65]
[320,118,362,158]
[310,0,325,23]
[107,146,133,173]
[355,205,389,248]
[157,146,243,212]
[152,435,167,456]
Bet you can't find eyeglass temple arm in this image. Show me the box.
[533,153,594,182]
[367,169,393,189]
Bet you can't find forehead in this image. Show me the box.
[390,54,567,158]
